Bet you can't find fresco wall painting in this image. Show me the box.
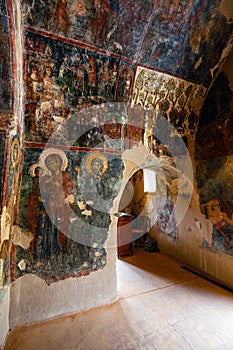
[14,147,124,283]
[22,0,154,59]
[141,0,233,86]
[22,0,233,88]
[197,156,233,255]
[132,66,206,148]
[0,134,21,289]
[0,0,16,292]
[0,0,12,111]
[25,31,135,143]
[9,0,232,285]
[0,131,6,213]
[129,66,206,242]
[0,131,7,288]
[196,72,233,159]
[196,70,233,256]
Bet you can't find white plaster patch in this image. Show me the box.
[204,220,213,246]
[12,225,33,250]
[194,218,201,230]
[18,259,28,271]
[0,259,4,288]
[0,206,11,250]
[81,209,92,216]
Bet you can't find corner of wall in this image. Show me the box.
[9,242,118,330]
[0,287,10,349]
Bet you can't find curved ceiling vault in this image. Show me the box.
[22,0,233,88]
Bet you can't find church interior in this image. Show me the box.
[1,0,233,348]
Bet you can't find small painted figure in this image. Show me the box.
[73,54,85,96]
[116,66,131,101]
[6,136,20,207]
[204,199,233,249]
[69,0,88,37]
[91,0,117,45]
[42,153,74,248]
[87,56,96,95]
[26,64,40,101]
[30,150,74,264]
[55,0,70,34]
[28,165,42,254]
[109,61,118,97]
[99,60,111,96]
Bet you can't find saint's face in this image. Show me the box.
[45,155,62,173]
[12,144,19,163]
[92,159,103,175]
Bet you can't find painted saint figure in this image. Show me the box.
[87,56,96,95]
[28,149,74,264]
[91,0,118,45]
[55,0,70,34]
[28,165,42,254]
[6,136,20,207]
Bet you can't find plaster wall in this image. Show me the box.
[9,243,117,329]
[0,288,10,349]
[122,144,233,290]
[149,184,233,289]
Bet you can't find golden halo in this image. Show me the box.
[39,148,68,176]
[86,153,108,178]
[11,136,20,167]
[29,163,42,177]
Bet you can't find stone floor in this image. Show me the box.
[4,248,233,350]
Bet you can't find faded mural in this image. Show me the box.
[141,0,233,86]
[197,152,233,256]
[14,147,124,282]
[25,31,134,143]
[22,0,154,59]
[0,135,21,288]
[132,66,206,147]
[196,72,233,159]
[0,132,7,288]
[196,70,233,256]
[129,66,205,241]
[0,131,6,213]
[0,0,13,292]
[22,0,233,86]
[0,0,12,111]
[3,0,231,287]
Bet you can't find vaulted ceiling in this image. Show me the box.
[22,0,233,87]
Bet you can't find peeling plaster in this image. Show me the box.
[12,225,33,250]
[0,287,10,347]
[0,206,11,250]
